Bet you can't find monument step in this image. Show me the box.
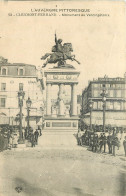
[42,131,77,135]
[38,133,77,147]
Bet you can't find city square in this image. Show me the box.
[0,143,126,196]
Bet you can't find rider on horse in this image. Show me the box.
[41,33,80,68]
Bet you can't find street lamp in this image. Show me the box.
[100,88,107,132]
[26,97,32,135]
[89,100,93,131]
[18,90,25,140]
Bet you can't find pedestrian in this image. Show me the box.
[100,133,107,153]
[24,128,27,139]
[81,130,86,145]
[112,135,119,156]
[22,127,25,139]
[0,131,4,151]
[90,133,94,149]
[107,133,113,154]
[92,134,99,152]
[85,130,89,145]
[38,126,42,136]
[123,136,126,157]
[77,129,82,146]
[13,133,18,148]
[8,134,13,150]
[34,129,39,145]
[3,130,8,150]
[31,133,35,147]
[7,128,11,144]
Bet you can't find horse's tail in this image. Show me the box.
[73,58,80,65]
[41,53,51,60]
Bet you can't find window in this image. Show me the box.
[93,83,98,88]
[2,68,7,75]
[93,90,99,97]
[116,90,122,98]
[114,101,121,110]
[19,83,23,91]
[0,98,6,107]
[110,102,114,110]
[106,101,113,110]
[109,90,114,97]
[1,83,6,91]
[116,84,122,89]
[93,101,98,109]
[19,69,23,76]
[98,101,102,109]
[18,68,24,76]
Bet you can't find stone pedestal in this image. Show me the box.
[44,66,80,131]
[44,116,79,131]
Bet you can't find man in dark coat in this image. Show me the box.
[31,133,35,147]
[38,126,42,136]
[34,129,39,145]
[107,133,113,154]
[100,133,107,153]
[92,134,99,152]
[112,135,119,156]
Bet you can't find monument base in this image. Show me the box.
[44,116,79,132]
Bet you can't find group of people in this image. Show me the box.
[0,126,19,151]
[77,128,126,157]
[21,126,42,140]
[27,128,40,147]
[0,125,42,151]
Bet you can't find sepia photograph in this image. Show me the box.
[0,1,126,196]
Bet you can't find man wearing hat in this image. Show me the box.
[107,132,113,154]
[100,133,107,153]
[34,129,39,145]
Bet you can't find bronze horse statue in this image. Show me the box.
[41,35,80,68]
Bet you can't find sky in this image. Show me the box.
[0,1,126,94]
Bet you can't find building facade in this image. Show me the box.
[0,58,45,129]
[82,74,126,127]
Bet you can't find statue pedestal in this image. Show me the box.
[44,116,79,131]
[44,66,80,132]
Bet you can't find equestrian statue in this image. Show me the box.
[41,33,80,68]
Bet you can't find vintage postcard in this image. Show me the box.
[0,1,126,196]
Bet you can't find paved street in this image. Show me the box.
[0,141,126,196]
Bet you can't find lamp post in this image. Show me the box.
[89,100,93,131]
[18,91,25,140]
[26,97,32,135]
[100,88,107,132]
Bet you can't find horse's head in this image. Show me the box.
[63,43,73,53]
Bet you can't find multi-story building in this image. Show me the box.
[82,74,126,127]
[0,57,45,129]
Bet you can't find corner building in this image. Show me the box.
[0,61,44,128]
[82,74,126,127]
